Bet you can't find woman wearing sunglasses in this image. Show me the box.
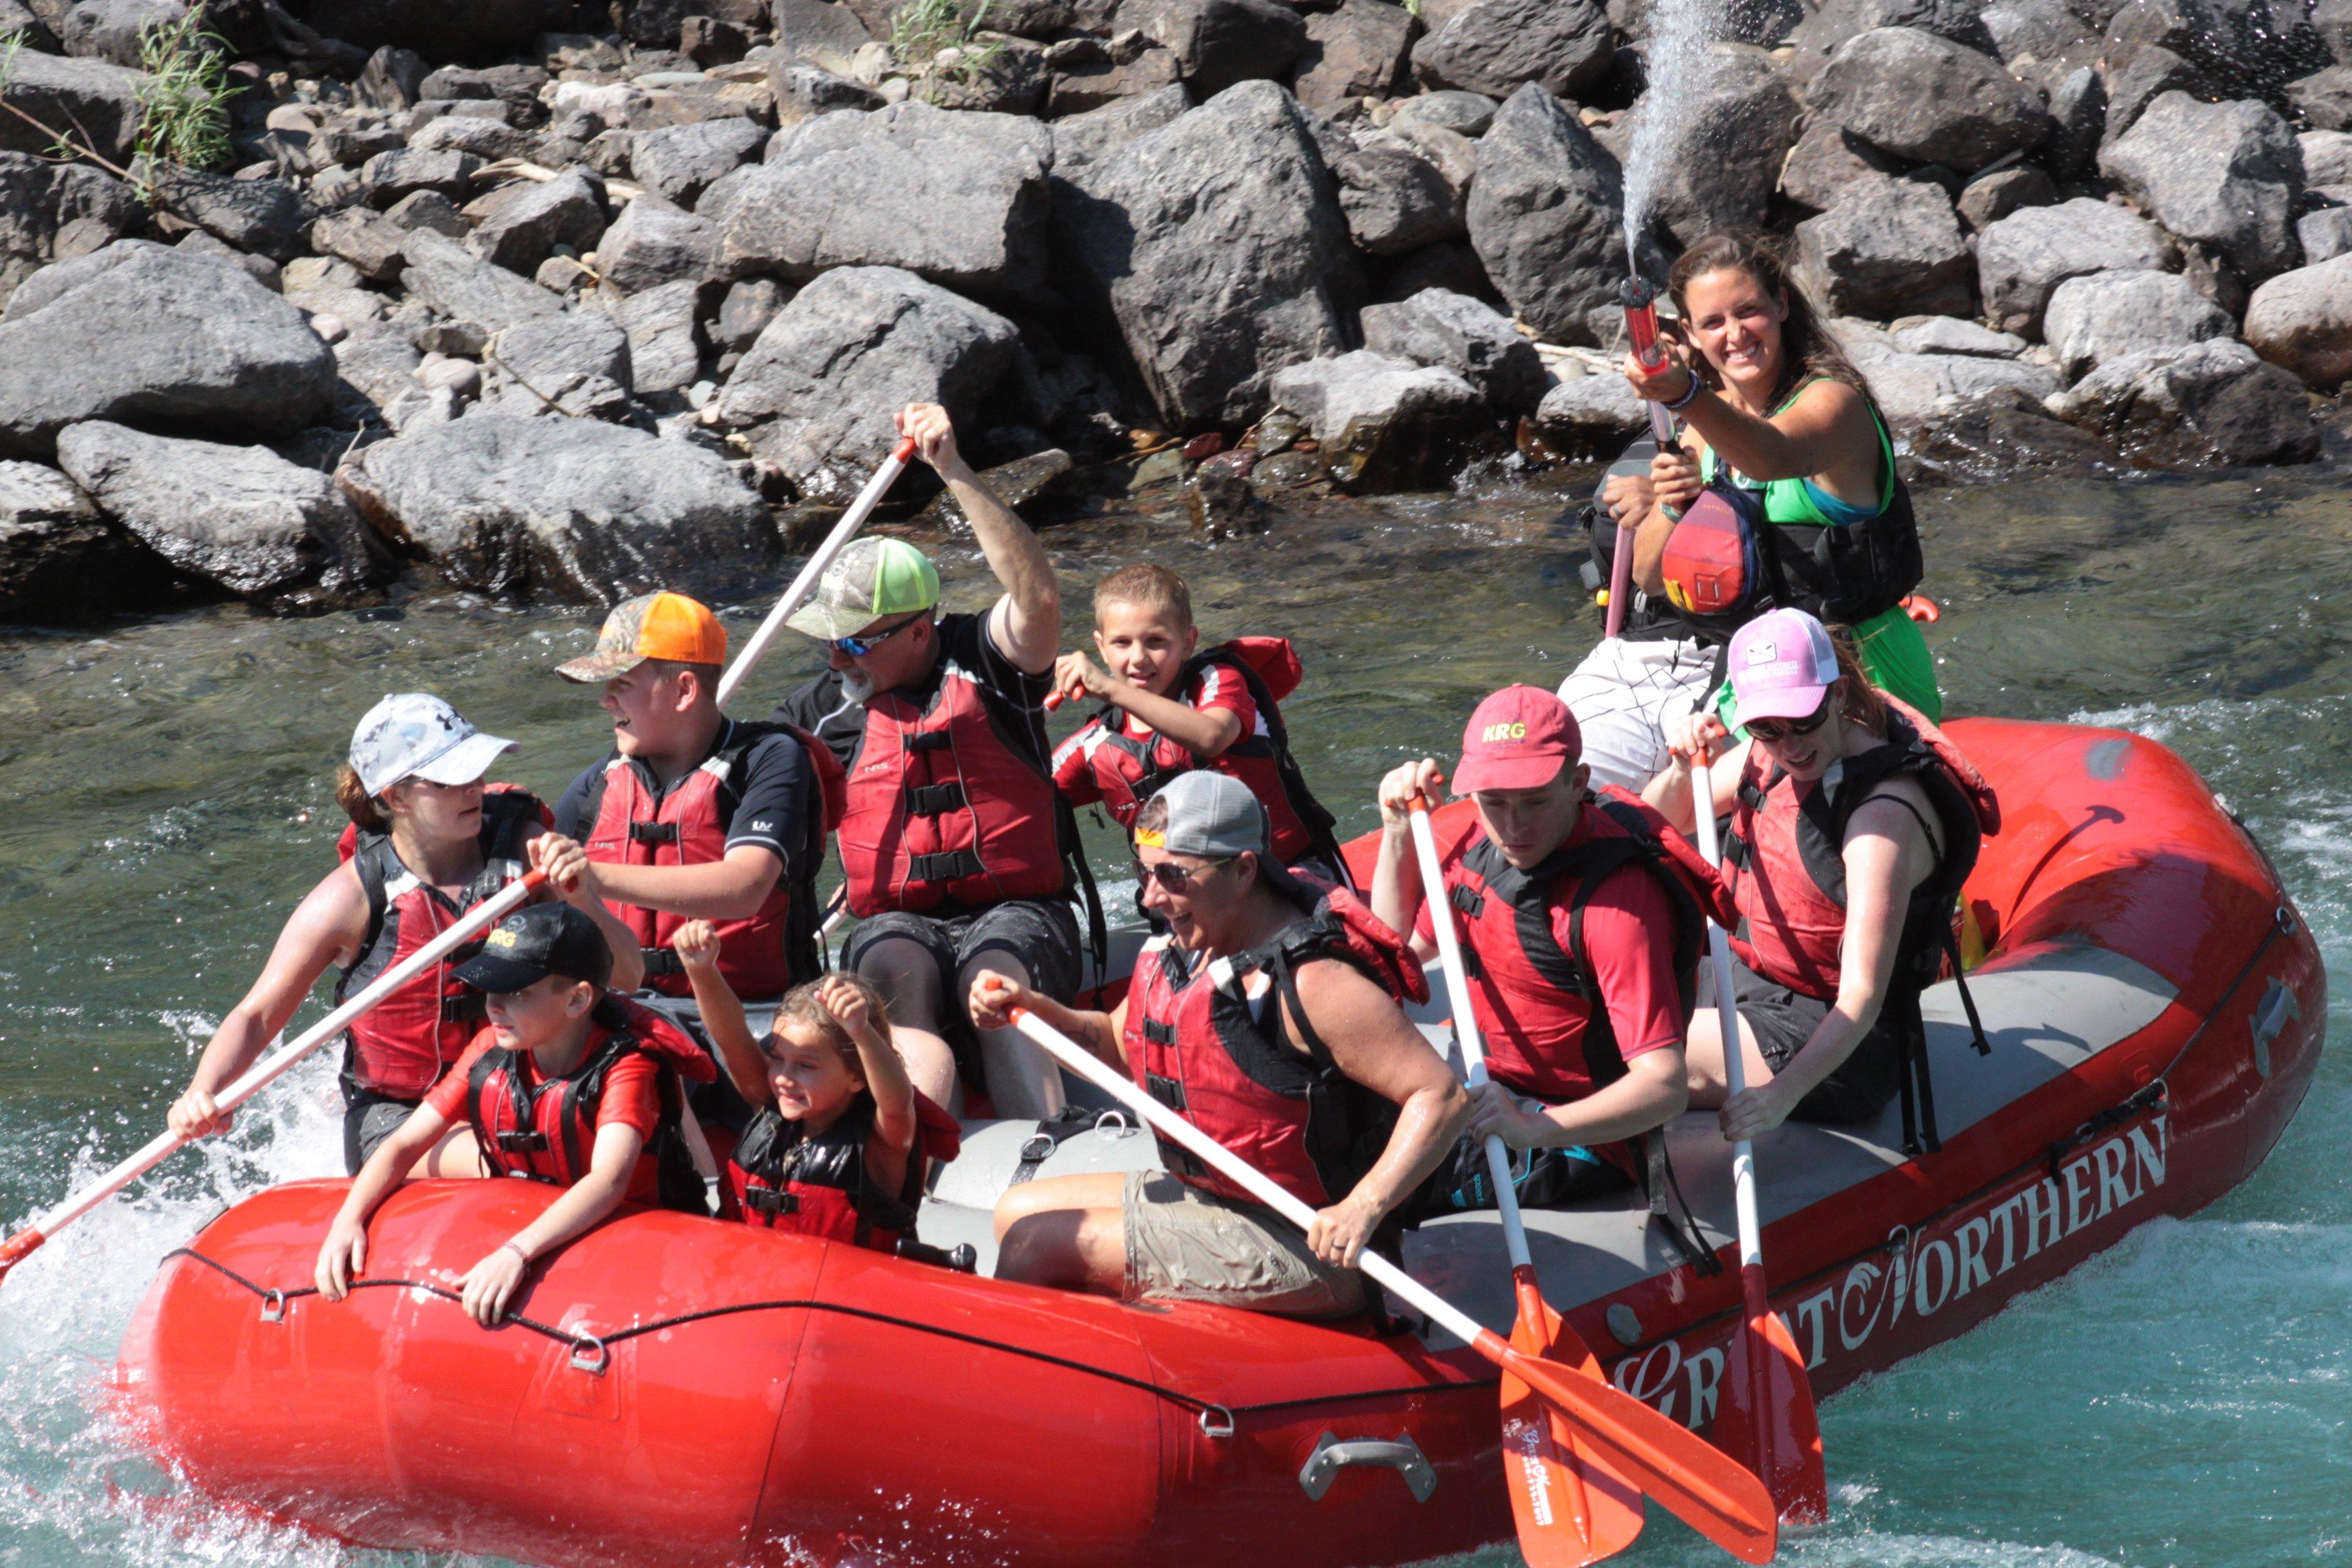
[1644,609,1997,1146]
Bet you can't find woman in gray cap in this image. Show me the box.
[165,694,642,1175]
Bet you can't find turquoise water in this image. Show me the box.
[1,451,2349,1565]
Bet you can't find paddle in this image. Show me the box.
[1406,787,1645,1565]
[1608,278,1680,642]
[1684,757,1829,1526]
[714,436,919,708]
[1000,998,1778,1565]
[0,870,550,1286]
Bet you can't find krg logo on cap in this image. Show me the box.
[487,928,519,949]
[1481,721,1529,743]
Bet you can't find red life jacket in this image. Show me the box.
[725,1092,962,1250]
[576,719,845,1002]
[333,785,550,1101]
[838,661,1075,917]
[1054,639,1348,872]
[1444,788,1717,1103]
[464,995,717,1208]
[1122,886,1428,1212]
[1720,696,2000,1002]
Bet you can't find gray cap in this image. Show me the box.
[1133,770,1269,858]
[349,693,517,798]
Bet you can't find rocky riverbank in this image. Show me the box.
[0,0,2346,623]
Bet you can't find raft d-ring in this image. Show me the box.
[259,1290,287,1323]
[1197,1405,1235,1439]
[568,1333,610,1376]
[2277,905,2296,934]
[1094,1110,1136,1139]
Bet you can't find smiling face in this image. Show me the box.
[823,611,936,693]
[1469,762,1589,870]
[1680,265,1790,407]
[1136,843,1254,953]
[600,660,705,759]
[1094,599,1198,698]
[1747,684,1849,785]
[764,1021,865,1128]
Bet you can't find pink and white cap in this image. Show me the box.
[1725,608,1840,729]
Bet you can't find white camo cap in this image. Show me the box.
[349,693,517,797]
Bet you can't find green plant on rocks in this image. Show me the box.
[133,5,240,174]
[888,0,1002,90]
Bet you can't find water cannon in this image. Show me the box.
[1620,276,1679,446]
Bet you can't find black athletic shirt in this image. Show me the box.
[555,719,820,873]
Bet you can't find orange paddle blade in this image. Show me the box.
[1500,1267,1644,1567]
[1712,1291,1828,1526]
[1473,1328,1778,1565]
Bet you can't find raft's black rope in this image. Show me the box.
[159,1246,1494,1421]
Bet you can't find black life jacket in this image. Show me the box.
[726,1092,963,1251]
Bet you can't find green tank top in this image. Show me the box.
[1695,385,1942,724]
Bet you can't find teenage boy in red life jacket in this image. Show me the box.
[973,772,1468,1319]
[1050,563,1349,882]
[1370,687,1705,1208]
[672,921,960,1250]
[313,904,713,1328]
[538,590,839,1018]
[772,402,1090,1125]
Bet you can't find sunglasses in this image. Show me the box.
[1133,856,1234,894]
[1746,697,1833,744]
[829,616,921,657]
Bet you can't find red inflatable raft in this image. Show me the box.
[114,719,2324,1567]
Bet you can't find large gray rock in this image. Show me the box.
[2042,267,2235,377]
[1812,27,2051,169]
[773,0,872,59]
[2243,252,2352,387]
[1267,350,1488,489]
[1121,0,1309,98]
[54,420,380,606]
[398,229,566,328]
[1784,0,1995,84]
[2047,338,2318,464]
[311,205,409,282]
[57,0,181,66]
[1048,41,1186,115]
[613,279,704,393]
[1533,370,1646,447]
[0,48,144,164]
[631,116,770,207]
[0,242,336,458]
[1777,117,1904,211]
[361,146,482,205]
[1048,83,1192,175]
[708,102,1051,300]
[717,265,1022,498]
[2042,62,2104,181]
[1793,174,1975,320]
[1642,45,1799,244]
[408,114,536,161]
[1292,0,1418,113]
[1981,0,2095,61]
[146,164,318,262]
[597,193,721,292]
[333,318,425,412]
[2100,92,2306,283]
[468,169,609,276]
[1975,196,2173,333]
[484,311,632,417]
[771,61,884,129]
[1861,349,2060,427]
[0,152,135,306]
[1410,0,1612,101]
[1058,80,1356,425]
[2291,64,2352,129]
[2318,0,2352,63]
[2301,206,2352,263]
[1360,285,1545,410]
[1466,84,1622,344]
[1386,89,1496,137]
[1333,129,1461,255]
[0,456,180,625]
[342,414,771,602]
[2304,130,2352,186]
[2102,43,2209,143]
[301,0,544,63]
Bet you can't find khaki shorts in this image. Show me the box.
[1120,1171,1365,1320]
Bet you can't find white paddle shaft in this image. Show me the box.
[715,439,915,708]
[1010,1008,1490,1348]
[1688,761,1763,1272]
[1405,802,1533,1271]
[20,872,546,1242]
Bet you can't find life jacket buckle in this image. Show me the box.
[629,821,681,845]
[743,1186,796,1217]
[497,1130,549,1153]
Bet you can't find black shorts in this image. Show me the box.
[342,1085,420,1175]
[1698,952,1903,1126]
[844,896,1083,1016]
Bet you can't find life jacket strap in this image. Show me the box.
[906,850,985,883]
[496,1129,550,1154]
[629,821,681,845]
[904,782,969,816]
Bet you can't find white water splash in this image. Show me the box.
[1619,0,1729,270]
[0,1050,348,1566]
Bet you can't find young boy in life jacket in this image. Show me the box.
[314,903,714,1328]
[1050,564,1349,883]
[1370,687,1710,1211]
[670,922,959,1250]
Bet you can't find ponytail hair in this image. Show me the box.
[335,764,389,832]
[1667,229,1881,421]
[1829,631,1891,736]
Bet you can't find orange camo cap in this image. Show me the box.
[555,591,728,683]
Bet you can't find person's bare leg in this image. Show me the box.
[992,1173,1129,1293]
[853,935,962,1115]
[958,949,1065,1122]
[1684,1002,1779,1108]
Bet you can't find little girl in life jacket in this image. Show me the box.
[674,924,956,1249]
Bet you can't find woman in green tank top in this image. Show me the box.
[1618,232,1941,721]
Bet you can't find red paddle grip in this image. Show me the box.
[892,436,919,462]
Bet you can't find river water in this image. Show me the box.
[3,440,2350,1567]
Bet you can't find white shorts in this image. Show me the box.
[1555,636,1719,793]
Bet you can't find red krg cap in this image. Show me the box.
[1453,685,1582,796]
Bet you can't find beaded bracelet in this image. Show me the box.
[1662,372,1703,412]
